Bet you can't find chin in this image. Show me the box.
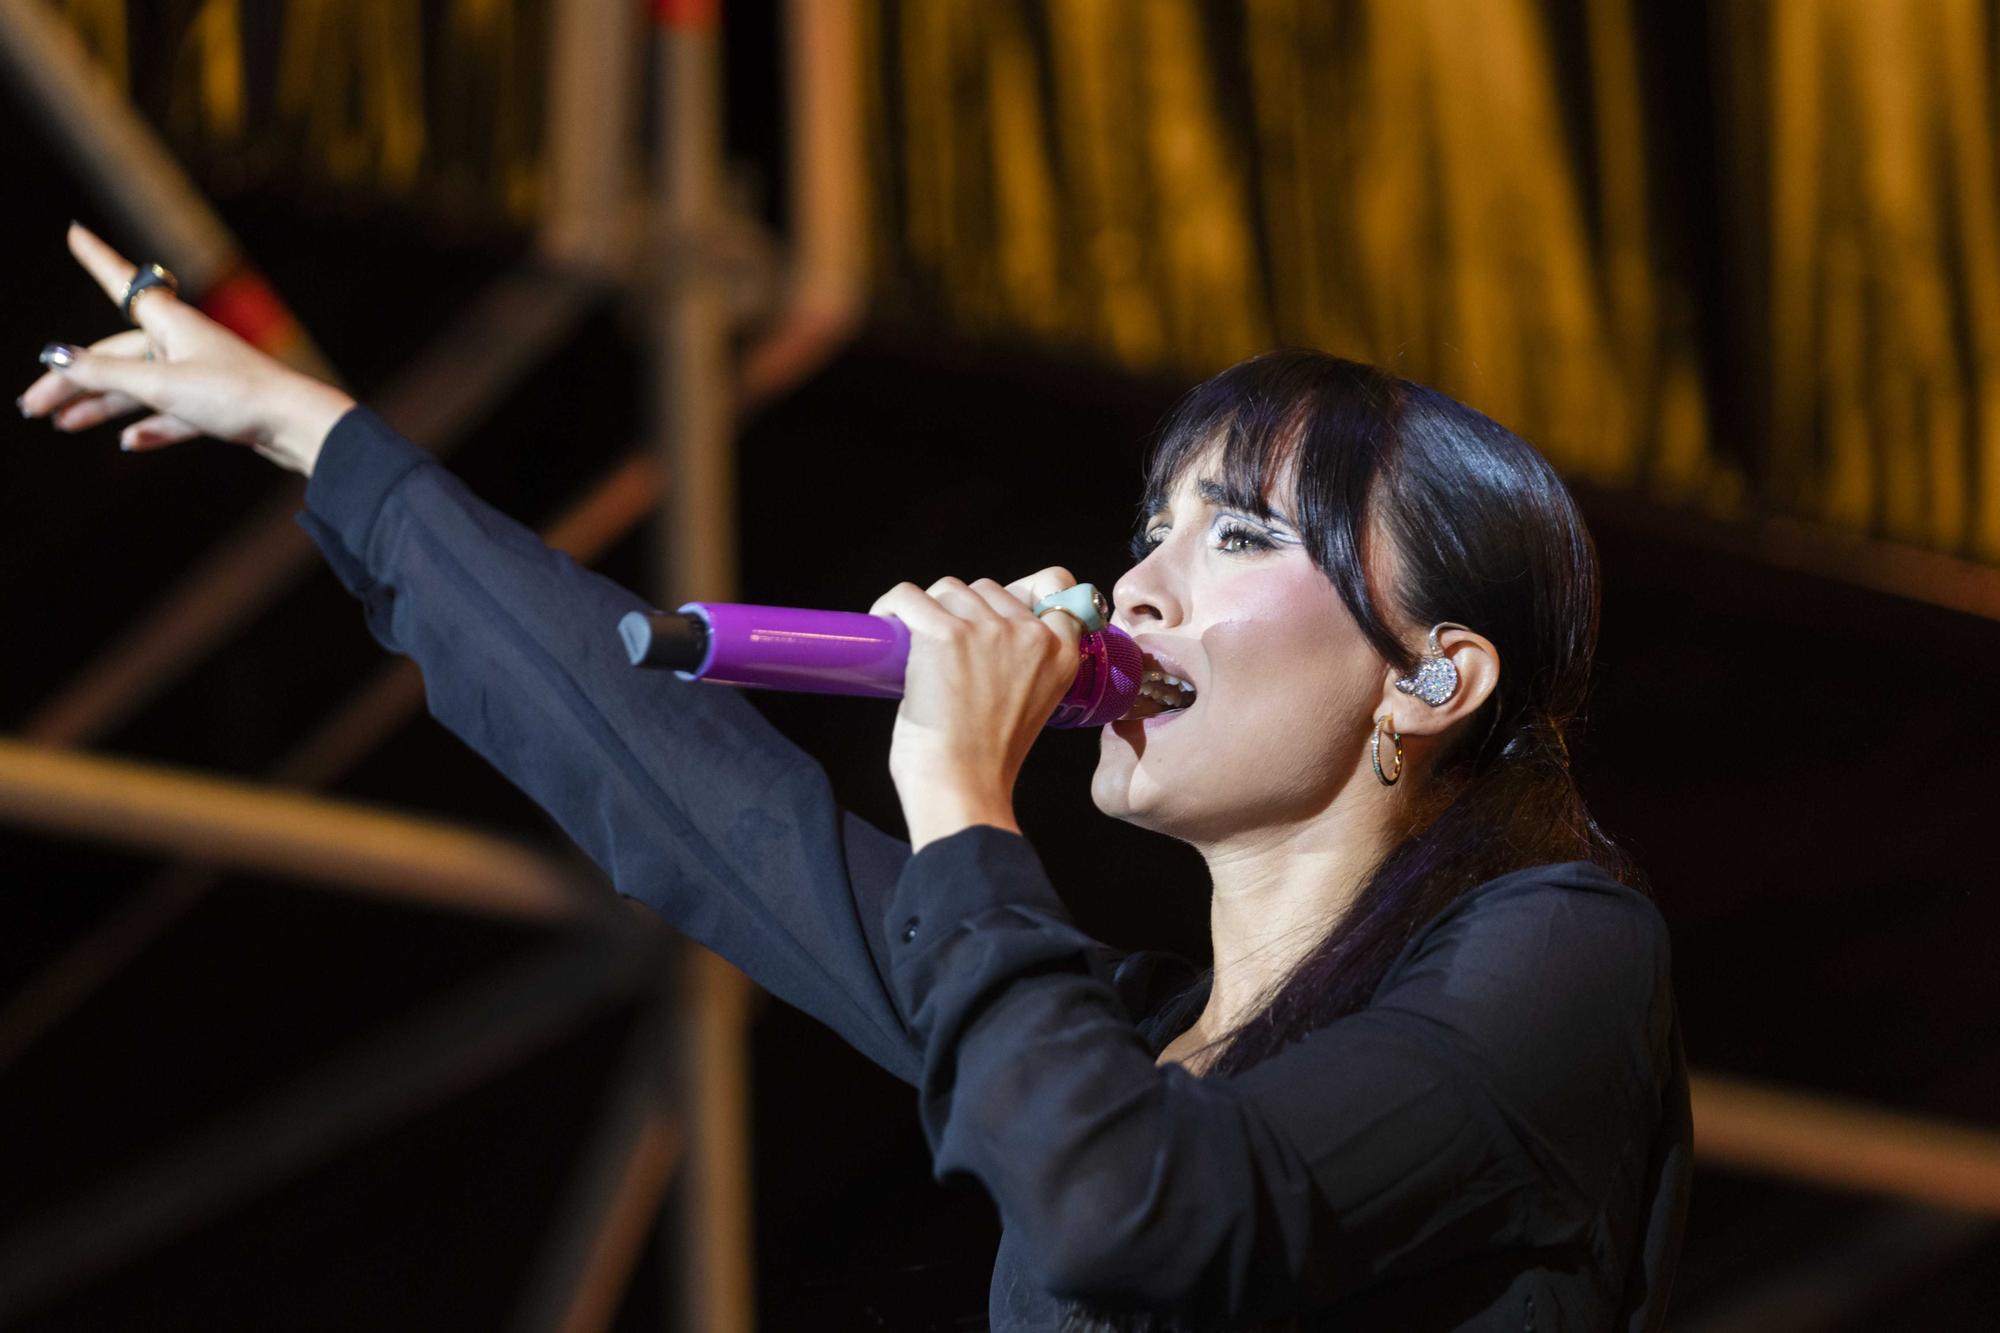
[1088,763,1130,821]
[1089,747,1137,817]
[1093,733,1321,845]
[1089,744,1181,835]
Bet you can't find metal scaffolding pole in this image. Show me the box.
[541,0,645,275]
[652,3,755,1332]
[0,0,335,377]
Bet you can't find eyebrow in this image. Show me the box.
[1192,477,1295,529]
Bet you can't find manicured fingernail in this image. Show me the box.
[15,395,29,418]
[38,343,79,368]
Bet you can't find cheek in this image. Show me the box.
[1201,575,1379,760]
[1204,623,1366,769]
[1211,567,1371,696]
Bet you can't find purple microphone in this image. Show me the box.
[619,599,1142,728]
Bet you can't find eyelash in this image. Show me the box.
[1129,518,1276,560]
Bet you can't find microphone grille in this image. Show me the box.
[1049,624,1143,728]
[1097,624,1143,697]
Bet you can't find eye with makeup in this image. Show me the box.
[1128,516,1278,561]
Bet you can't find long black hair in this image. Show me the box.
[1061,349,1642,1331]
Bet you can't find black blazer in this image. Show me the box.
[297,405,1691,1331]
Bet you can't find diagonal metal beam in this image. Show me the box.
[0,450,666,1079]
[0,862,211,1076]
[274,451,660,790]
[1692,1070,2000,1215]
[0,931,643,1326]
[1,446,660,1084]
[25,265,603,748]
[0,0,334,376]
[544,1106,682,1333]
[510,926,685,1333]
[1571,477,2000,624]
[0,736,583,922]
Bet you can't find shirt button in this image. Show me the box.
[900,917,920,943]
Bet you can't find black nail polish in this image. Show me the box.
[15,395,29,418]
[38,342,79,368]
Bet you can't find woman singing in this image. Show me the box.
[23,223,1689,1331]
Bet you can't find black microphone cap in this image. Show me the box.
[620,610,710,671]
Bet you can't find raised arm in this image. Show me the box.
[296,405,926,1083]
[19,223,926,1085]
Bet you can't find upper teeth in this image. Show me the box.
[1140,669,1196,707]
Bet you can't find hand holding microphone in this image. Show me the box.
[620,578,1139,729]
[621,569,1142,851]
[871,572,1121,841]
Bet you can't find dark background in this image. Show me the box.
[3,2,1997,1328]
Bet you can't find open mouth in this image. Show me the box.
[1125,666,1197,719]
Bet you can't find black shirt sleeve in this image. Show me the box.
[884,825,1674,1325]
[294,404,925,1084]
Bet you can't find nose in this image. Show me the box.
[1111,548,1183,630]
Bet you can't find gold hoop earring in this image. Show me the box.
[1371,713,1403,786]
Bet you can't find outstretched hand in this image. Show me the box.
[870,566,1085,851]
[17,223,355,475]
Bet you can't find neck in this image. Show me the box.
[1184,793,1399,1047]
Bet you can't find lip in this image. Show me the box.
[1133,637,1201,695]
[1110,699,1193,734]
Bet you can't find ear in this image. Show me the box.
[1378,625,1499,740]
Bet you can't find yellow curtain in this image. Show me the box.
[57,0,545,224]
[862,0,1705,495]
[861,0,2000,563]
[1734,0,2000,557]
[51,0,2000,562]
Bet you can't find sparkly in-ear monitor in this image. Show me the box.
[1394,621,1472,706]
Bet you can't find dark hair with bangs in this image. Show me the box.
[1058,350,1642,1331]
[1136,348,1643,1079]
